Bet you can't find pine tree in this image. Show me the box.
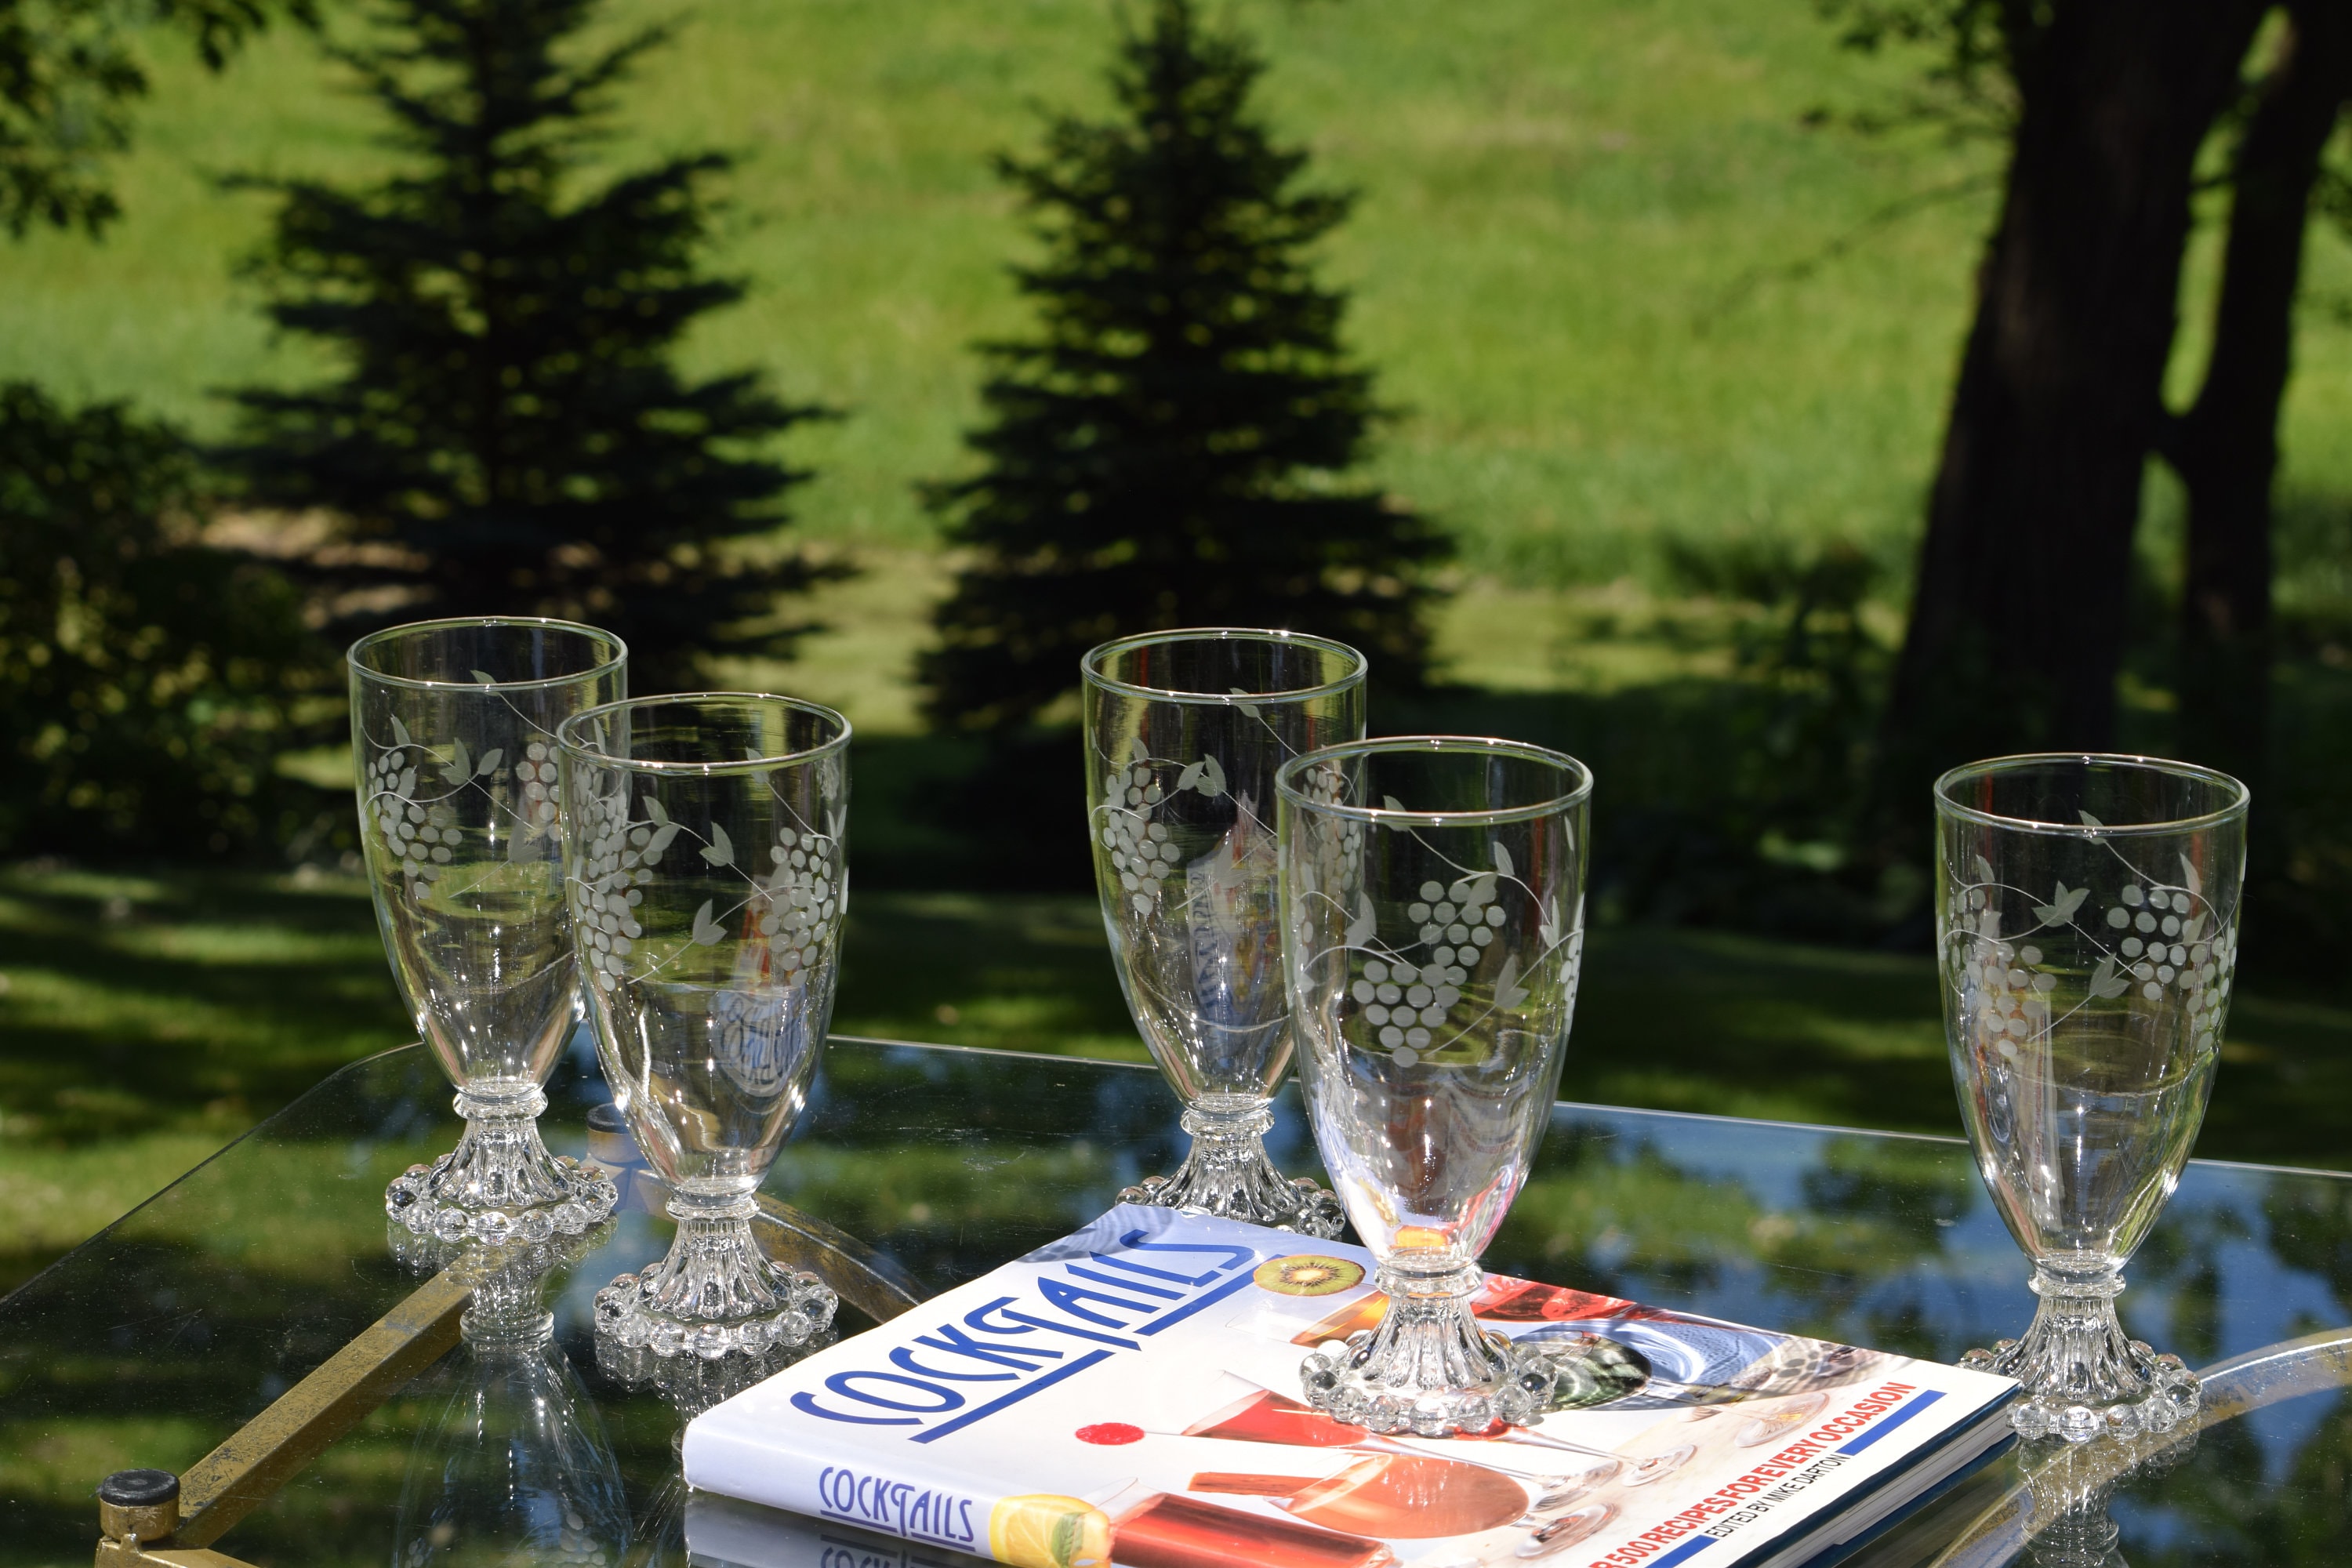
[920,0,1446,733]
[222,0,830,691]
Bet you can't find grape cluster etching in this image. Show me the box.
[1094,735,1232,924]
[1945,847,2240,1060]
[1290,765,1582,1067]
[361,710,572,906]
[568,767,844,996]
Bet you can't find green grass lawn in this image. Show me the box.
[5,0,2349,1300]
[6,0,2350,626]
[6,861,2348,1292]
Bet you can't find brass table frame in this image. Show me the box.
[96,1225,2352,1567]
[93,1194,921,1567]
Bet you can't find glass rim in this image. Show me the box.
[554,692,852,775]
[1275,735,1595,827]
[346,615,628,692]
[1932,751,2251,837]
[1080,627,1369,705]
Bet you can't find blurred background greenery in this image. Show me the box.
[4,0,2350,1287]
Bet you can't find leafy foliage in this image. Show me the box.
[0,381,325,855]
[920,0,1445,733]
[1812,0,2029,140]
[220,0,832,692]
[0,0,292,237]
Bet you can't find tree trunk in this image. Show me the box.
[1879,0,2265,816]
[2167,2,2352,793]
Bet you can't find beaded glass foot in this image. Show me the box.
[1118,1103,1345,1238]
[594,1323,838,1422]
[385,1086,618,1245]
[1959,1262,2199,1443]
[1298,1261,1552,1436]
[593,1196,837,1360]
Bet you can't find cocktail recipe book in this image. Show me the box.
[682,1205,2016,1568]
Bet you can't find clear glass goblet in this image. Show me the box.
[354,617,627,1245]
[1276,736,1595,1436]
[561,694,846,1359]
[1936,752,2249,1443]
[1082,628,1369,1238]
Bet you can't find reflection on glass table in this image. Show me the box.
[5,1034,2352,1567]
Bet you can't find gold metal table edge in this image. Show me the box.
[92,1194,915,1566]
[93,1546,259,1567]
[93,1265,471,1567]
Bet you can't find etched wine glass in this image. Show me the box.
[561,694,845,1359]
[1936,753,2249,1442]
[354,617,626,1244]
[1083,629,1367,1238]
[1277,737,1594,1436]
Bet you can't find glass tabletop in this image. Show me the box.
[5,1034,2349,1567]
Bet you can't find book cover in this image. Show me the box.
[684,1206,2014,1568]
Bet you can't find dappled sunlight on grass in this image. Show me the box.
[4,863,2345,1293]
[0,0,2006,583]
[835,891,1146,1062]
[0,1133,231,1291]
[0,1414,219,1516]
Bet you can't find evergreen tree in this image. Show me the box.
[222,0,830,691]
[920,0,1445,733]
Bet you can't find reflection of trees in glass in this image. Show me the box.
[773,1047,1179,1286]
[2089,1174,2352,1563]
[2265,1178,2352,1308]
[2123,1199,2250,1371]
[2104,1374,2352,1566]
[1490,1125,1976,1359]
[1492,1123,1755,1306]
[1775,1135,1978,1360]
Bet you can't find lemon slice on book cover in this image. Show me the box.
[989,1494,1112,1568]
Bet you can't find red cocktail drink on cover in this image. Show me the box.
[1111,1492,1393,1568]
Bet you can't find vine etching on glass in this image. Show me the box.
[361,714,566,907]
[1290,768,1583,1065]
[567,759,844,1006]
[1944,843,2241,1065]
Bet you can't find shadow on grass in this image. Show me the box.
[0,867,408,1145]
[4,861,2347,1294]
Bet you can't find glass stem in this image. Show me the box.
[1174,1098,1283,1194]
[590,1182,839,1358]
[641,1187,771,1317]
[440,1080,573,1207]
[2021,1257,2140,1389]
[389,1080,619,1243]
[1120,1096,1344,1237]
[1964,1254,2199,1442]
[1301,1258,1549,1435]
[1356,1260,1515,1394]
